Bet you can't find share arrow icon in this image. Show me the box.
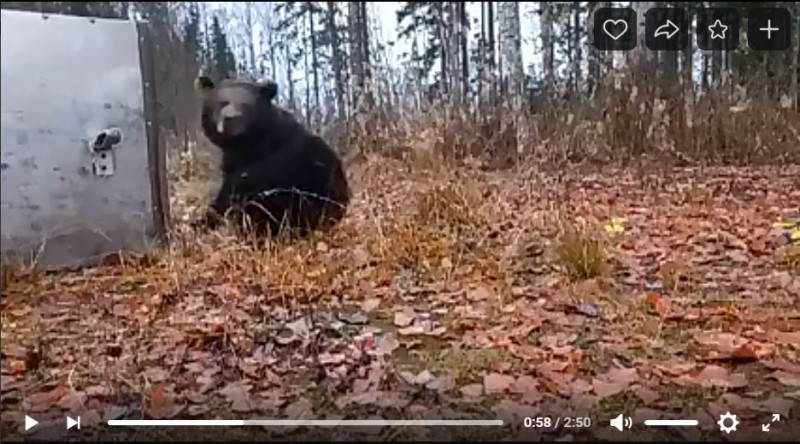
[654,19,680,39]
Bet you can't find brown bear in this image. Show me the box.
[193,76,350,239]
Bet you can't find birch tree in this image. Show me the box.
[497,2,523,98]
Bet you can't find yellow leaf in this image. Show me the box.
[791,229,800,241]
[773,220,797,229]
[604,217,626,233]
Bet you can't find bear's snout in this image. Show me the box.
[217,113,248,137]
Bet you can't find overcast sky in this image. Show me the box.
[214,2,544,78]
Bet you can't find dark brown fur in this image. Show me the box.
[195,76,350,238]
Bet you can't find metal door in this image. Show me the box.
[0,9,168,270]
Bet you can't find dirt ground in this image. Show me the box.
[1,158,799,442]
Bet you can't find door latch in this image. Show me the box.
[89,128,122,176]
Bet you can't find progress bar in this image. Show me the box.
[108,420,504,427]
[644,419,699,427]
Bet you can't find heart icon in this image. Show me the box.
[603,19,629,41]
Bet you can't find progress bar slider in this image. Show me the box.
[108,419,504,427]
[644,419,699,427]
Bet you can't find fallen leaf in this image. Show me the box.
[284,398,314,420]
[360,298,381,313]
[7,360,26,375]
[604,217,626,233]
[318,352,346,365]
[592,379,628,399]
[102,405,127,422]
[57,392,87,411]
[771,370,800,387]
[773,220,797,229]
[26,386,70,410]
[397,325,425,336]
[0,375,22,393]
[393,308,415,328]
[81,409,102,429]
[635,387,661,406]
[187,405,210,416]
[696,365,748,388]
[599,367,638,386]
[466,286,493,301]
[484,373,515,394]
[492,399,540,424]
[772,331,800,346]
[460,384,483,397]
[756,395,793,417]
[490,361,512,373]
[369,333,399,357]
[655,360,697,376]
[337,311,368,325]
[510,376,543,403]
[576,302,600,318]
[645,292,671,316]
[144,384,183,419]
[412,370,435,386]
[220,382,256,413]
[86,385,110,398]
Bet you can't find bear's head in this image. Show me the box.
[195,75,278,142]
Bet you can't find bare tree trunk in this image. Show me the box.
[447,2,462,103]
[487,0,495,100]
[478,2,486,110]
[326,2,345,120]
[497,2,523,158]
[266,4,277,80]
[633,2,656,68]
[285,43,294,106]
[498,2,523,97]
[436,2,447,97]
[711,50,721,88]
[681,0,694,118]
[460,2,469,104]
[309,4,320,115]
[541,3,554,92]
[244,2,255,73]
[348,1,363,110]
[572,1,581,93]
[359,2,370,85]
[792,2,799,110]
[586,1,600,94]
[304,17,311,125]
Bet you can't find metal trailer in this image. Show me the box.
[0,9,169,270]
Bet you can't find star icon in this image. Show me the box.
[708,19,728,39]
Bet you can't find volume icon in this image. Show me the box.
[610,414,633,431]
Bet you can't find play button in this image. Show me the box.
[24,415,39,431]
[66,416,81,430]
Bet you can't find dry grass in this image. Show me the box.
[779,244,800,275]
[554,218,610,282]
[0,261,42,296]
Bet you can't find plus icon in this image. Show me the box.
[748,8,791,51]
[759,19,779,39]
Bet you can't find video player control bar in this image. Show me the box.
[108,419,505,427]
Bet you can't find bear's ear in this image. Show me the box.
[258,80,278,101]
[194,75,215,91]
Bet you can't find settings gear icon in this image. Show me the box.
[718,411,739,434]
